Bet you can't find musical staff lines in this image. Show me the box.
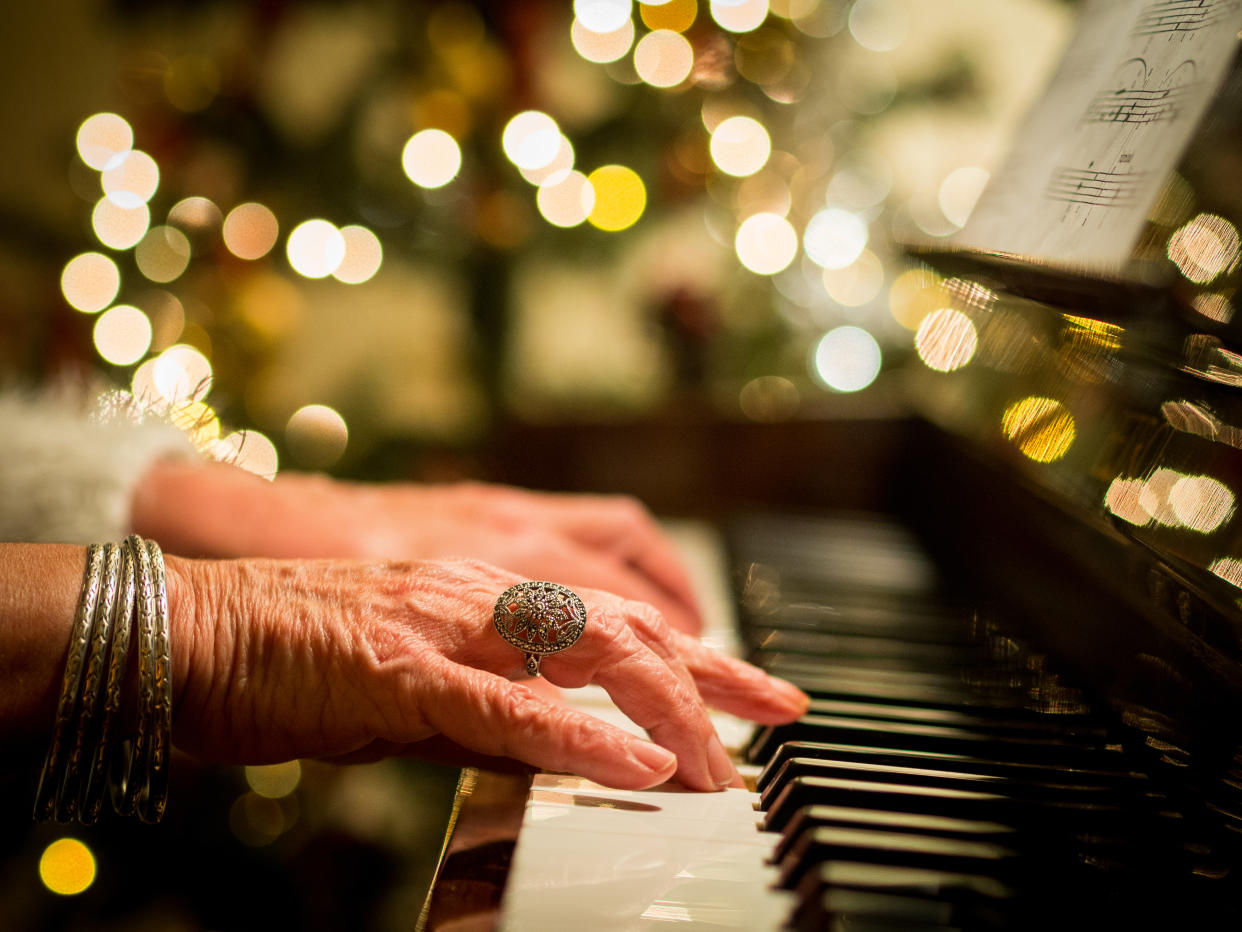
[1044,165,1148,208]
[1133,0,1240,36]
[1083,82,1194,124]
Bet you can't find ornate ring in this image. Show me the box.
[493,581,587,677]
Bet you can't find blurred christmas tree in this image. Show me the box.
[31,0,1070,473]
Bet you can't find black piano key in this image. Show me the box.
[746,714,1112,767]
[789,861,1013,932]
[803,698,1112,739]
[771,804,1019,874]
[764,776,1014,834]
[776,825,1018,893]
[761,774,1141,835]
[758,756,1124,815]
[748,629,981,668]
[747,600,975,642]
[755,740,1144,797]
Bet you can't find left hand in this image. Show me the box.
[133,461,705,634]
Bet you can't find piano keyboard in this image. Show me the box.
[444,514,1242,930]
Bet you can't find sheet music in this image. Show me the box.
[956,0,1242,268]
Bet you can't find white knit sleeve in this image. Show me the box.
[0,391,200,544]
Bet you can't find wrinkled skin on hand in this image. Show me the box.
[166,555,807,792]
[134,461,705,636]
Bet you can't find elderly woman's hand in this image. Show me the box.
[134,460,705,635]
[166,555,807,791]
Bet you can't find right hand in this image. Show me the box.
[165,555,808,791]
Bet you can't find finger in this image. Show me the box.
[413,658,679,791]
[536,542,703,636]
[564,501,703,626]
[539,602,737,791]
[669,628,810,722]
[513,491,704,632]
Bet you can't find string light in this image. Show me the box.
[575,0,634,34]
[587,165,646,231]
[223,203,280,260]
[571,17,636,62]
[286,219,346,279]
[402,129,463,189]
[61,252,121,313]
[76,113,133,171]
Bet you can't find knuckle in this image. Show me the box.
[626,601,672,647]
[589,608,633,653]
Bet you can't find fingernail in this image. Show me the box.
[769,675,811,713]
[705,734,737,788]
[628,739,677,775]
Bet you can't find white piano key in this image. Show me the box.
[499,775,793,931]
[498,523,790,929]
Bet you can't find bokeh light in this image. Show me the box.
[914,308,978,372]
[402,129,463,189]
[135,226,192,283]
[641,0,698,32]
[1191,293,1235,324]
[709,115,771,177]
[822,250,884,306]
[76,112,132,171]
[804,207,868,269]
[848,0,908,51]
[167,196,223,233]
[229,792,289,847]
[151,344,213,405]
[1105,477,1151,526]
[634,30,694,88]
[711,0,771,33]
[61,252,121,313]
[217,430,279,480]
[101,150,160,209]
[939,166,990,229]
[286,404,349,468]
[1167,213,1241,284]
[812,326,882,392]
[502,111,562,172]
[575,0,633,33]
[537,170,595,227]
[223,202,280,260]
[333,225,384,284]
[888,267,942,330]
[735,212,797,274]
[587,164,646,231]
[286,219,346,279]
[170,399,221,448]
[245,761,303,799]
[92,197,150,250]
[519,135,574,185]
[38,839,96,896]
[93,305,153,366]
[1169,474,1235,533]
[571,16,636,62]
[739,375,800,421]
[1001,396,1075,463]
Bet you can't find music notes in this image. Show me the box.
[953,0,1242,268]
[1132,0,1240,37]
[1045,165,1149,208]
[1083,79,1194,125]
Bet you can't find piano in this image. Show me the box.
[421,2,1242,928]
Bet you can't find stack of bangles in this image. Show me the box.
[33,535,172,824]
